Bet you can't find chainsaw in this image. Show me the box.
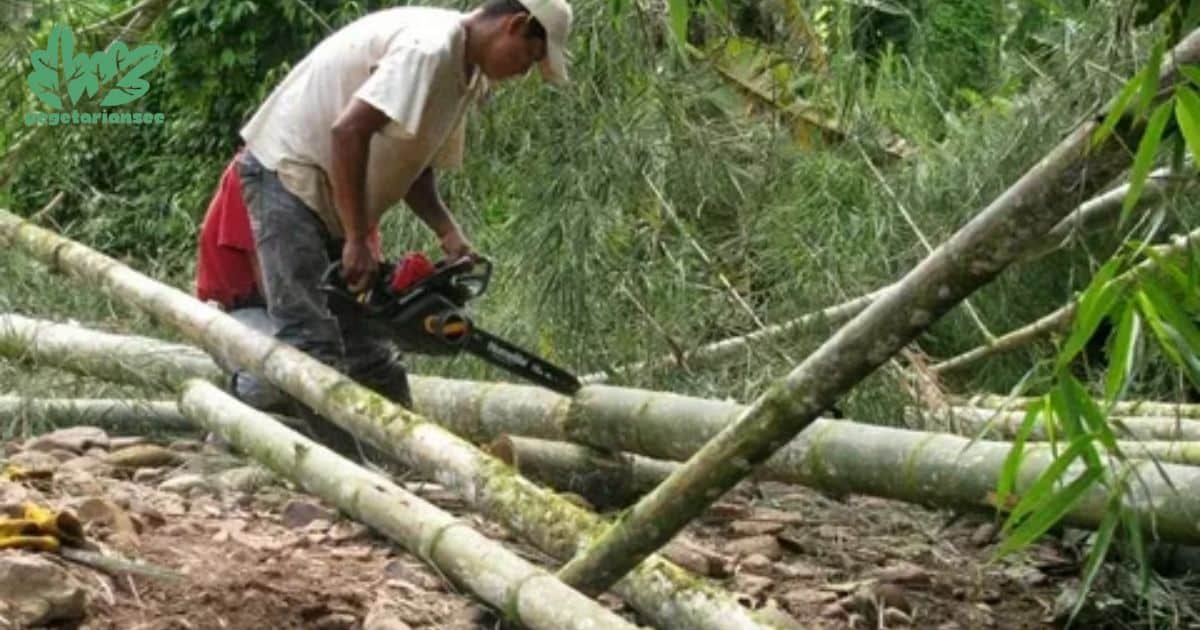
[320,254,581,396]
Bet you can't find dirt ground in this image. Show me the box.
[0,427,1113,629]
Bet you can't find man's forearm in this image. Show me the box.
[329,128,372,242]
[405,168,458,237]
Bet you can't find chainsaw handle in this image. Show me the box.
[444,255,492,298]
[318,261,356,302]
[318,261,393,311]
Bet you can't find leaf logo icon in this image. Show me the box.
[94,41,164,107]
[28,24,74,109]
[27,24,163,110]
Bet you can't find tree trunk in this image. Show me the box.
[933,225,1200,374]
[0,396,192,433]
[959,394,1200,420]
[0,215,786,630]
[0,313,223,389]
[178,380,635,630]
[553,31,1200,594]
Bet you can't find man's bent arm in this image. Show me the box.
[330,98,390,241]
[330,98,390,289]
[405,167,458,238]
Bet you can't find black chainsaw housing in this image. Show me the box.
[320,257,580,395]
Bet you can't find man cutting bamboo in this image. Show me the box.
[196,0,572,455]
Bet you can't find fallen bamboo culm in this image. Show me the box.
[178,379,634,630]
[956,394,1200,420]
[0,396,192,433]
[491,433,1200,531]
[0,313,223,389]
[0,217,788,630]
[487,435,678,510]
[910,406,1200,441]
[10,318,1200,544]
[932,225,1200,375]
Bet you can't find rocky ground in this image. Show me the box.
[0,426,1144,629]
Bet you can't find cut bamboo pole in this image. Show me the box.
[488,435,678,510]
[932,225,1200,375]
[10,318,1200,544]
[0,214,785,630]
[0,396,192,433]
[958,394,1200,420]
[1028,167,1186,261]
[473,432,1200,539]
[178,380,634,630]
[554,32,1200,594]
[0,313,224,389]
[912,406,1200,442]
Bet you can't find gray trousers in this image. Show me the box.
[232,151,411,457]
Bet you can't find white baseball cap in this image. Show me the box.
[521,0,572,85]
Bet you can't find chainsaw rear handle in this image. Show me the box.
[317,261,391,312]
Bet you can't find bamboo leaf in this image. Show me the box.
[1135,41,1165,120]
[1174,87,1200,168]
[666,0,690,48]
[996,401,1045,512]
[1181,64,1200,88]
[1002,434,1098,534]
[1094,69,1145,148]
[1141,244,1191,296]
[1062,374,1120,456]
[1119,493,1150,593]
[1072,489,1121,620]
[1105,304,1142,403]
[1122,100,1175,224]
[997,467,1104,559]
[1138,278,1200,385]
[1056,258,1124,372]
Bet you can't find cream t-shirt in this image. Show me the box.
[240,7,487,238]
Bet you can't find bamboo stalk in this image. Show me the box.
[178,380,633,630]
[0,396,193,433]
[958,394,1200,419]
[553,32,1200,594]
[932,225,1200,374]
[911,406,1200,442]
[1028,167,1186,261]
[0,215,785,629]
[11,318,1200,544]
[408,377,1200,498]
[488,435,677,510]
[0,313,224,389]
[473,431,1200,540]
